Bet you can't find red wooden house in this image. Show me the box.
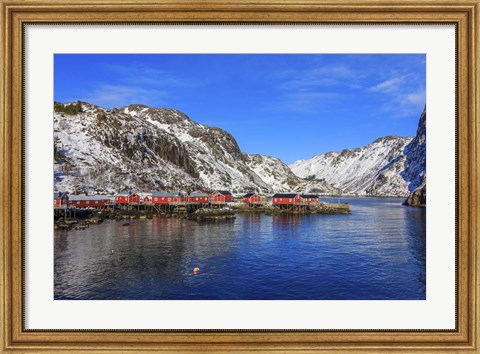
[129,193,141,204]
[68,194,111,208]
[137,193,152,205]
[143,195,152,205]
[186,192,209,204]
[54,192,69,207]
[243,193,263,204]
[115,191,141,205]
[272,193,302,206]
[210,190,233,203]
[300,194,319,203]
[152,192,184,205]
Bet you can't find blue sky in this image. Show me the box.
[54,54,425,164]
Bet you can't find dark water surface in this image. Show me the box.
[54,197,426,300]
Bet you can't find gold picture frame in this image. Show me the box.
[1,0,479,352]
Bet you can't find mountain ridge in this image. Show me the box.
[289,108,426,198]
[53,101,339,195]
[54,101,425,199]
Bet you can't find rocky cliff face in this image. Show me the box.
[403,184,426,207]
[54,102,338,194]
[402,107,426,206]
[289,108,427,198]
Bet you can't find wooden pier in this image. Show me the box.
[54,206,76,219]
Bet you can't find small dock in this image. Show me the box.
[54,206,77,219]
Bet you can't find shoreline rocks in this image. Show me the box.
[54,202,351,232]
[403,185,426,207]
[188,208,236,221]
[231,203,350,215]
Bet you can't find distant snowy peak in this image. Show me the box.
[290,136,413,196]
[244,153,341,195]
[290,108,427,197]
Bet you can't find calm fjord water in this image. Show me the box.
[54,197,426,300]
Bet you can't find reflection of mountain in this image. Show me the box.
[290,108,427,199]
[54,102,338,195]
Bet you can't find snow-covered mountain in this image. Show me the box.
[402,108,426,191]
[54,102,338,195]
[290,108,427,197]
[244,153,341,195]
[403,108,426,205]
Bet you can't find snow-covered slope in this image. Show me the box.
[54,102,338,194]
[403,108,426,205]
[244,153,341,195]
[402,107,426,191]
[290,108,427,197]
[290,136,412,196]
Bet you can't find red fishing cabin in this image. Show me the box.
[54,192,69,207]
[115,191,141,205]
[300,194,319,203]
[68,194,111,208]
[186,192,209,204]
[210,190,233,203]
[243,192,263,204]
[152,192,184,205]
[272,193,302,205]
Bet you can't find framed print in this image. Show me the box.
[1,0,479,353]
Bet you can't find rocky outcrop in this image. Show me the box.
[403,184,426,207]
[188,208,236,221]
[402,107,426,192]
[402,108,426,206]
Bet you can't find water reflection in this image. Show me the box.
[55,197,426,300]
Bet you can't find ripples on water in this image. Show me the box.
[54,197,426,300]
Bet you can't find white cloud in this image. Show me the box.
[369,77,405,94]
[369,73,425,117]
[74,63,201,108]
[274,91,346,114]
[380,89,426,117]
[108,63,196,88]
[404,91,425,106]
[271,64,362,113]
[79,85,168,108]
[277,65,364,91]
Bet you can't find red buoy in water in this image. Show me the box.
[193,267,200,275]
